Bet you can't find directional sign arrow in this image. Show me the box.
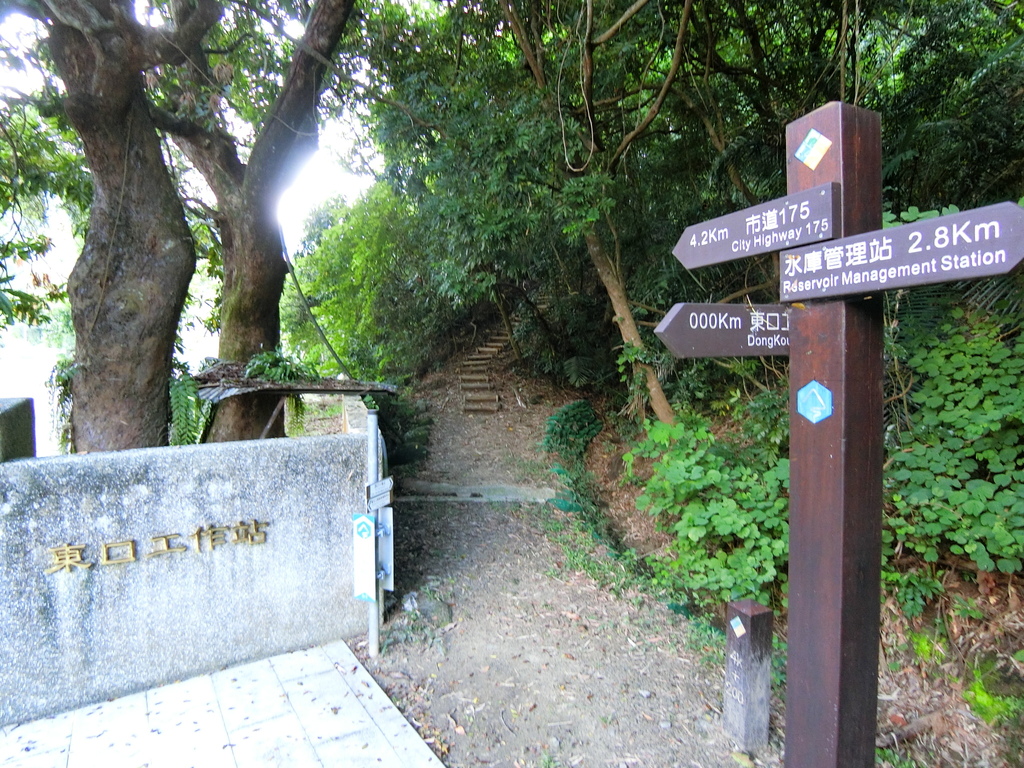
[655,303,791,358]
[367,476,394,512]
[780,201,1024,302]
[674,183,839,269]
[367,490,392,512]
[367,476,394,498]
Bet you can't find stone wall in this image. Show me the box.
[0,434,369,727]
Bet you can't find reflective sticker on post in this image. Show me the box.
[353,513,377,602]
[730,616,747,638]
[795,129,833,170]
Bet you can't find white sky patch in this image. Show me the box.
[277,147,374,253]
[277,117,379,253]
[0,14,47,95]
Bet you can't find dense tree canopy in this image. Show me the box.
[287,0,1024,412]
[2,0,1023,439]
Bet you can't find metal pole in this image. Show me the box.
[366,409,380,658]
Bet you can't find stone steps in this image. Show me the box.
[459,331,510,414]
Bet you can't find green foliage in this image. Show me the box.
[0,99,91,330]
[876,747,925,768]
[885,307,1024,577]
[624,403,790,608]
[880,565,944,619]
[964,676,1024,726]
[168,375,211,446]
[541,400,612,544]
[283,184,469,381]
[243,348,319,382]
[541,400,602,467]
[883,205,959,228]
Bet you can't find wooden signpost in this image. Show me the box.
[659,100,1023,766]
[783,102,884,768]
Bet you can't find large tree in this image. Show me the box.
[358,0,700,422]
[10,0,217,450]
[2,0,355,447]
[152,0,356,440]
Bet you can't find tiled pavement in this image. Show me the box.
[0,641,444,768]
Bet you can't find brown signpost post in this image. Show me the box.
[660,101,1022,765]
[783,102,884,768]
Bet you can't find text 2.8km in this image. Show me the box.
[906,220,1000,254]
[779,202,1023,302]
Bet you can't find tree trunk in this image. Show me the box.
[206,203,288,442]
[585,229,675,425]
[50,23,196,452]
[169,0,355,442]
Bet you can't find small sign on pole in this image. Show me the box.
[367,476,394,512]
[655,303,791,358]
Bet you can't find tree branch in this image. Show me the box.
[40,0,113,35]
[608,0,694,173]
[593,0,649,46]
[139,0,223,69]
[379,96,449,139]
[245,0,355,202]
[717,280,774,305]
[677,88,758,204]
[499,0,545,88]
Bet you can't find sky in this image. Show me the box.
[278,141,375,253]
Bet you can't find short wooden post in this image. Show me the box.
[724,600,774,752]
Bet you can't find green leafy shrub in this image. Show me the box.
[624,405,790,608]
[542,400,602,467]
[885,307,1024,577]
[542,400,609,540]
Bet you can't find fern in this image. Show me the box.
[169,375,211,445]
[47,356,76,454]
[244,348,319,382]
[563,356,598,387]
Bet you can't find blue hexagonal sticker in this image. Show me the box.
[797,380,833,423]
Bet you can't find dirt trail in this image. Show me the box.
[354,362,784,768]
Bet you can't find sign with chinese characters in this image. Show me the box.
[44,520,269,574]
[780,201,1024,301]
[655,303,790,358]
[723,600,773,752]
[673,183,839,269]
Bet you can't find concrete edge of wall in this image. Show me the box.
[0,398,35,462]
